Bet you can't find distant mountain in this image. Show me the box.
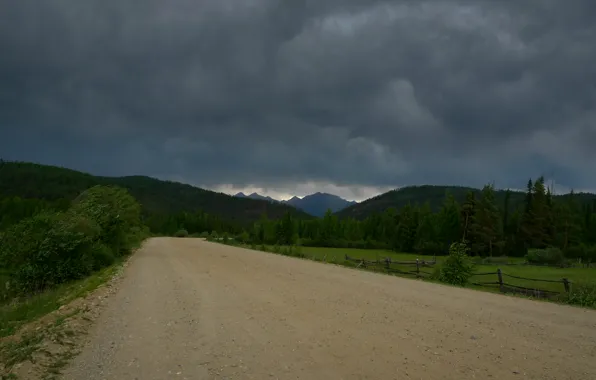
[234,192,277,203]
[233,191,357,217]
[334,185,596,220]
[283,192,357,217]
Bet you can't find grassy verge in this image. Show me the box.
[0,261,124,338]
[212,240,596,308]
[263,245,594,293]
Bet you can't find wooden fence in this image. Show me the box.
[344,255,571,299]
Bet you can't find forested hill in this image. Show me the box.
[0,161,312,225]
[336,185,596,220]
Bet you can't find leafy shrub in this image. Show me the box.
[3,211,100,294]
[175,229,189,237]
[237,231,250,244]
[71,185,142,256]
[199,231,210,238]
[564,281,596,308]
[0,185,144,297]
[428,266,442,281]
[438,242,475,286]
[526,248,565,266]
[90,243,115,270]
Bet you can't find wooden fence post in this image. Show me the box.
[497,268,504,292]
[563,278,570,293]
[416,259,420,277]
[385,257,390,270]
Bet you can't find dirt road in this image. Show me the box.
[63,238,596,379]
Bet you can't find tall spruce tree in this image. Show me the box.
[475,184,503,256]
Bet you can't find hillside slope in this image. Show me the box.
[0,161,312,224]
[335,185,596,220]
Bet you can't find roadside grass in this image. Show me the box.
[1,310,83,379]
[221,241,596,305]
[0,270,10,305]
[1,260,128,379]
[1,330,45,368]
[271,246,592,293]
[0,261,123,338]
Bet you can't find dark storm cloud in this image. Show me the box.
[1,0,596,198]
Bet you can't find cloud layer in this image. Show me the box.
[1,1,595,200]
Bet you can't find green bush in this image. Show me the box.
[428,265,442,281]
[199,231,210,238]
[438,242,475,286]
[526,248,565,266]
[2,211,100,294]
[71,185,142,256]
[90,243,115,270]
[175,229,189,237]
[0,185,144,297]
[237,231,250,244]
[565,281,596,308]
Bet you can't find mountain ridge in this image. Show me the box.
[0,161,313,225]
[334,184,596,220]
[233,191,357,217]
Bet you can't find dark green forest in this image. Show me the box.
[0,161,312,235]
[249,178,596,264]
[336,184,596,219]
[2,160,596,302]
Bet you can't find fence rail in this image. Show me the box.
[344,255,571,299]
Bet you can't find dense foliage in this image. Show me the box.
[250,178,596,263]
[0,186,148,299]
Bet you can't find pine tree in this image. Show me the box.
[475,184,503,257]
[437,192,461,252]
[415,202,438,254]
[554,191,583,250]
[460,191,477,242]
[395,203,418,252]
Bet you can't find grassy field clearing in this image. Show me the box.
[254,245,595,295]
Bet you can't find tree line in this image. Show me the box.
[2,174,595,302]
[247,177,596,262]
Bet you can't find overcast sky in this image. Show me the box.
[1,1,595,201]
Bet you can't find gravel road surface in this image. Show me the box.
[63,237,596,379]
